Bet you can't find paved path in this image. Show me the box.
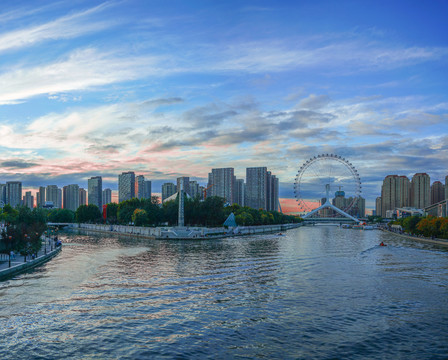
[0,238,57,271]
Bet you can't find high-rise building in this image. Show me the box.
[189,181,200,199]
[235,179,245,207]
[350,196,365,217]
[177,177,190,195]
[431,181,445,205]
[88,176,103,210]
[381,175,410,217]
[268,173,279,211]
[63,184,80,211]
[136,175,146,199]
[6,181,22,208]
[0,184,7,206]
[46,185,59,208]
[162,183,177,202]
[144,180,152,200]
[376,197,382,217]
[445,175,448,200]
[37,186,46,207]
[23,191,34,209]
[79,188,87,206]
[57,188,62,209]
[208,168,234,204]
[411,173,430,209]
[118,172,135,202]
[102,188,112,205]
[246,167,268,210]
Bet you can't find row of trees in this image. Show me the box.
[43,195,300,227]
[390,215,448,239]
[0,205,47,257]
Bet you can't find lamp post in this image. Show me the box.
[8,235,12,268]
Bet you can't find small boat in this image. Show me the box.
[363,225,374,230]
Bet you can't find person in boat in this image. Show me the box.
[379,242,386,246]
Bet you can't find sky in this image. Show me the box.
[0,0,447,212]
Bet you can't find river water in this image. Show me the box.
[1,226,447,359]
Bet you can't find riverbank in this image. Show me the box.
[68,223,302,240]
[0,244,62,281]
[382,228,448,247]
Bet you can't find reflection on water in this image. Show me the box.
[1,227,447,359]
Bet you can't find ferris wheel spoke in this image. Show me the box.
[294,154,362,217]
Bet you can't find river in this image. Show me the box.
[1,226,447,359]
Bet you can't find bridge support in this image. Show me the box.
[303,184,359,223]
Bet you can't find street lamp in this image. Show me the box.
[8,235,12,268]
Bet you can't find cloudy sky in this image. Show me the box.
[0,0,447,211]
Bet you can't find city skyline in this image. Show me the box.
[0,1,447,212]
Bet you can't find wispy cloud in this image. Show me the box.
[0,2,115,53]
[0,48,163,104]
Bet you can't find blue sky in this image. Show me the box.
[0,0,447,210]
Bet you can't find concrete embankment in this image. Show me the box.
[0,246,62,281]
[68,223,302,240]
[383,229,448,247]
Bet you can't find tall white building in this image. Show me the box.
[88,176,103,210]
[6,181,22,208]
[63,184,80,211]
[119,172,135,202]
[208,168,235,204]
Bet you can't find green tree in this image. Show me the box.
[76,204,102,223]
[47,208,75,223]
[132,208,148,226]
[105,203,119,224]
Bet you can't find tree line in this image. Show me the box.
[390,215,448,239]
[28,195,300,227]
[0,205,47,258]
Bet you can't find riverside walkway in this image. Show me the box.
[0,239,61,280]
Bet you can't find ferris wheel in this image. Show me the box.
[294,154,361,216]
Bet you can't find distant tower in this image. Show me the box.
[431,181,444,204]
[46,185,59,207]
[411,173,430,209]
[102,188,112,205]
[162,183,177,202]
[208,168,234,204]
[63,184,80,211]
[246,167,267,210]
[88,176,103,210]
[79,188,87,206]
[177,177,190,196]
[23,191,34,209]
[178,181,185,227]
[136,175,146,199]
[6,181,22,208]
[118,172,135,202]
[37,186,46,207]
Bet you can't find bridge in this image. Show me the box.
[302,184,360,224]
[424,199,447,217]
